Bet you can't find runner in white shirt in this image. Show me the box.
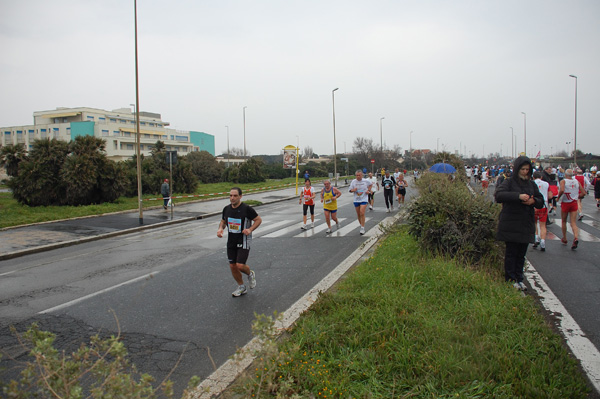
[366,172,380,211]
[533,171,552,251]
[557,169,585,250]
[349,170,373,235]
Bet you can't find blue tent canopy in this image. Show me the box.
[429,163,456,174]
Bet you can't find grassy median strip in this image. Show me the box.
[0,178,311,229]
[230,226,589,398]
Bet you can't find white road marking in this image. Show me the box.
[526,261,600,393]
[38,272,160,314]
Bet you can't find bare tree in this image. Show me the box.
[224,147,250,158]
[303,146,314,159]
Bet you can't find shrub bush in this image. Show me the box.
[407,172,501,266]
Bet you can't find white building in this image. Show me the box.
[1,106,215,161]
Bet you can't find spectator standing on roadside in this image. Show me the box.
[495,156,544,291]
[161,179,170,210]
[216,187,262,297]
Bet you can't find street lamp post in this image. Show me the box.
[379,117,385,151]
[409,131,413,171]
[133,0,143,225]
[332,88,339,187]
[566,141,571,158]
[510,127,514,158]
[521,112,527,157]
[569,74,578,166]
[437,138,440,153]
[225,125,230,167]
[243,106,247,159]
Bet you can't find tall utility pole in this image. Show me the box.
[569,74,578,166]
[134,0,143,225]
[332,88,339,187]
[243,106,247,159]
[225,125,230,167]
[521,112,527,157]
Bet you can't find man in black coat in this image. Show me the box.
[494,156,544,290]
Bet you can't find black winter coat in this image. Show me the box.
[495,157,544,243]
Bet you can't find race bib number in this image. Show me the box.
[228,217,242,233]
[324,198,332,204]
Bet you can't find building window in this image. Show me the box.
[148,123,154,127]
[120,119,127,123]
[130,120,135,124]
[175,135,188,141]
[126,144,134,150]
[113,140,118,149]
[99,117,106,122]
[87,116,94,120]
[28,129,34,134]
[140,122,146,126]
[102,130,109,137]
[123,131,131,137]
[113,130,120,136]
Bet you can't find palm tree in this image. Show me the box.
[0,143,27,177]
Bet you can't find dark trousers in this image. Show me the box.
[383,189,394,209]
[504,242,529,282]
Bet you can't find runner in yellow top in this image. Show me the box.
[320,179,342,234]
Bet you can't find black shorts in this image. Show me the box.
[227,246,250,265]
[303,204,315,215]
[368,193,375,201]
[397,187,406,196]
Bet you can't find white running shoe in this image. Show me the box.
[232,285,247,297]
[518,282,527,291]
[369,205,373,210]
[360,227,365,235]
[301,224,307,230]
[248,270,256,289]
[311,222,314,228]
[325,228,331,234]
[386,208,390,213]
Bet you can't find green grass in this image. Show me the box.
[230,226,590,398]
[0,178,316,229]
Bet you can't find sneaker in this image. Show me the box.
[301,224,308,230]
[532,241,539,249]
[571,239,579,250]
[311,222,314,228]
[248,270,256,289]
[232,285,247,297]
[540,241,546,252]
[578,213,584,221]
[325,228,332,234]
[359,227,365,235]
[518,282,528,291]
[561,237,568,244]
[386,208,391,213]
[597,202,600,208]
[369,205,373,210]
[513,282,522,290]
[336,222,340,230]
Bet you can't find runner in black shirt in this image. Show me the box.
[217,187,262,297]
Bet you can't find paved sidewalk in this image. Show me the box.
[0,185,311,261]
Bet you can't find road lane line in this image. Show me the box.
[38,272,160,314]
[526,260,600,393]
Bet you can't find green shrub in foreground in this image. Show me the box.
[229,227,589,398]
[408,172,502,266]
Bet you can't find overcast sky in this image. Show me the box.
[1,0,599,159]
